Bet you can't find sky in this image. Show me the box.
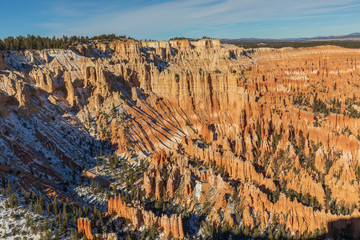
[1,0,360,40]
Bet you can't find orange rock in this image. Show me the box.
[4,39,360,238]
[108,195,184,238]
[77,218,93,240]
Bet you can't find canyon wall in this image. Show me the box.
[1,39,360,238]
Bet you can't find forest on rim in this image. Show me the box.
[0,34,131,50]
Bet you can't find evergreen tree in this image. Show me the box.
[53,198,59,215]
[44,230,52,240]
[0,34,130,50]
[149,224,157,240]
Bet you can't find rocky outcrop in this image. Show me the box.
[77,218,93,240]
[108,195,184,239]
[143,167,164,200]
[95,233,118,240]
[160,214,184,239]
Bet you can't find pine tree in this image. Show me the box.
[53,198,58,215]
[149,224,157,240]
[113,186,117,196]
[111,103,117,118]
[63,201,68,215]
[25,214,31,227]
[45,217,49,229]
[50,221,54,231]
[35,197,44,215]
[6,179,12,194]
[46,203,51,215]
[44,230,52,240]
[243,226,250,237]
[54,228,60,240]
[9,193,18,208]
[24,191,30,204]
[253,227,262,238]
[4,199,9,209]
[79,207,83,217]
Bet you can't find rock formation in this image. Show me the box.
[77,218,93,240]
[1,39,360,238]
[108,194,184,239]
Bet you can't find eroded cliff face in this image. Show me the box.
[1,39,360,238]
[108,194,184,239]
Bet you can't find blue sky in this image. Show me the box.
[1,0,360,40]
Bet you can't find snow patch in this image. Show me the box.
[194,181,202,201]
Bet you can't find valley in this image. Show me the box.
[0,38,360,239]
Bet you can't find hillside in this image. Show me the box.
[1,39,360,239]
[222,32,360,49]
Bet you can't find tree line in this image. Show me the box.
[0,34,131,51]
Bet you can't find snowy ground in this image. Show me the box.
[0,193,43,240]
[73,183,109,212]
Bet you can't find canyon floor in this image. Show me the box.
[0,38,360,239]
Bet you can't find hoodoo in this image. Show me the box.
[1,35,360,239]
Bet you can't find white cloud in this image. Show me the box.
[41,0,360,39]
